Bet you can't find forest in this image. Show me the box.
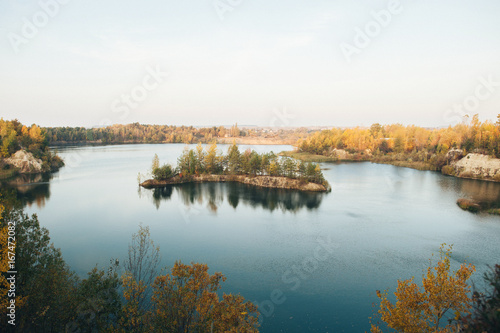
[44,123,310,145]
[296,115,500,171]
[150,142,328,186]
[44,123,245,144]
[0,190,259,332]
[0,119,64,176]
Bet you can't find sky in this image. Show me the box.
[1,0,499,128]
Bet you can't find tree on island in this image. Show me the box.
[150,142,327,186]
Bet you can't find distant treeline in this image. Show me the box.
[44,123,245,144]
[297,115,500,169]
[151,142,327,186]
[299,115,500,157]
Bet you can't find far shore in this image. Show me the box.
[48,137,294,146]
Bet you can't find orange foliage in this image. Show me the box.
[298,115,500,158]
[371,244,475,333]
[152,261,259,332]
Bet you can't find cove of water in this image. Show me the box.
[9,144,500,332]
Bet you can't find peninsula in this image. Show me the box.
[139,143,330,192]
[0,119,64,179]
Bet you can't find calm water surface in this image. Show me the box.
[14,144,500,332]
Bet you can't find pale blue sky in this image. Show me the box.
[1,0,499,127]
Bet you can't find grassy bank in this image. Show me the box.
[280,151,342,162]
[280,151,438,172]
[456,198,500,215]
[371,159,438,171]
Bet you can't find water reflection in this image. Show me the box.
[141,182,325,213]
[0,173,52,208]
[437,176,500,208]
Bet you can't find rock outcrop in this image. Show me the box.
[328,148,352,160]
[451,153,500,180]
[446,148,464,162]
[141,174,330,192]
[4,150,43,173]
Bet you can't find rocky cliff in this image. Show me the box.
[141,174,330,192]
[451,153,500,181]
[4,150,44,173]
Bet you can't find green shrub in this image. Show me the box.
[153,164,175,181]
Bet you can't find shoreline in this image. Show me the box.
[281,150,500,183]
[48,138,294,146]
[140,174,330,192]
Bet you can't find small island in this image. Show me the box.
[140,142,331,192]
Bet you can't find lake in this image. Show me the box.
[13,144,500,332]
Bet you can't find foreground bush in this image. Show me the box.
[371,244,475,333]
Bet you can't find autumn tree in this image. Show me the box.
[152,261,259,332]
[371,244,475,333]
[151,154,160,174]
[118,272,154,332]
[195,143,206,174]
[205,142,222,174]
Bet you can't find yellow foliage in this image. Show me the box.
[152,261,259,332]
[371,244,475,333]
[28,124,44,143]
[298,115,500,158]
[117,272,152,332]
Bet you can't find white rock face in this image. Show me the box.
[453,153,500,179]
[329,148,351,160]
[4,150,43,173]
